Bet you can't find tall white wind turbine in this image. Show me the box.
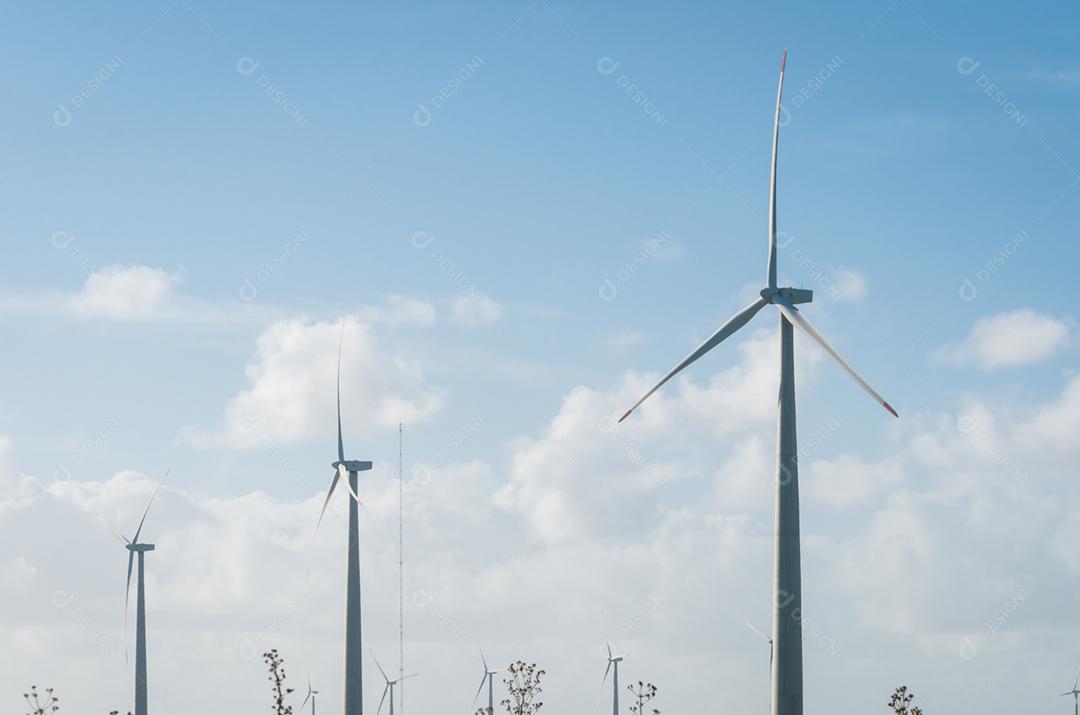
[603,643,625,715]
[1060,672,1080,715]
[373,653,417,715]
[316,319,373,715]
[102,470,169,715]
[617,51,898,715]
[302,673,319,715]
[472,650,502,715]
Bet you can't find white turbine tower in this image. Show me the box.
[373,652,417,715]
[617,51,898,715]
[603,643,625,715]
[302,673,319,715]
[102,470,169,715]
[316,318,373,715]
[1060,672,1080,715]
[472,650,502,715]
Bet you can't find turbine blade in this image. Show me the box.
[315,468,342,536]
[772,297,898,418]
[606,641,613,658]
[99,516,130,545]
[341,466,364,506]
[618,298,768,423]
[337,318,346,464]
[473,674,488,704]
[377,684,389,715]
[302,693,311,707]
[1074,671,1078,691]
[401,673,419,680]
[132,468,170,544]
[767,49,787,289]
[372,651,389,682]
[481,648,489,674]
[745,620,771,643]
[603,658,612,684]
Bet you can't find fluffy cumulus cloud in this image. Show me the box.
[451,293,503,325]
[938,309,1072,369]
[181,316,443,448]
[829,267,869,303]
[9,340,1080,714]
[357,294,437,327]
[68,265,181,320]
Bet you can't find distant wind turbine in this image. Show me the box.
[302,672,319,715]
[472,650,502,714]
[315,318,373,715]
[617,50,898,715]
[373,652,417,715]
[603,643,625,715]
[102,470,170,715]
[746,621,774,669]
[1060,672,1080,715]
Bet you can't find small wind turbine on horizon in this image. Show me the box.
[101,470,170,715]
[746,621,773,669]
[617,50,898,715]
[472,650,502,715]
[603,643,625,715]
[302,672,319,715]
[1060,672,1080,715]
[373,652,417,715]
[315,318,373,715]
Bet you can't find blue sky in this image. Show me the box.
[2,1,1079,714]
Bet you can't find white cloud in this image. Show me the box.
[829,267,868,303]
[181,316,443,448]
[805,453,905,508]
[10,370,1080,714]
[69,265,181,320]
[357,295,437,327]
[601,330,647,354]
[451,294,503,325]
[938,309,1071,369]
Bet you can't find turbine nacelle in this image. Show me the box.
[125,543,156,553]
[760,286,813,305]
[332,460,373,473]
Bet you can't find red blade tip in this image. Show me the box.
[617,409,633,424]
[884,402,898,418]
[781,49,787,72]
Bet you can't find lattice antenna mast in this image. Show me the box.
[398,422,405,715]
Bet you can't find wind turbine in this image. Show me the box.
[472,650,502,715]
[373,652,417,715]
[616,50,898,715]
[603,643,625,715]
[302,672,319,715]
[746,621,774,669]
[102,470,170,715]
[1060,672,1080,715]
[315,318,373,715]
